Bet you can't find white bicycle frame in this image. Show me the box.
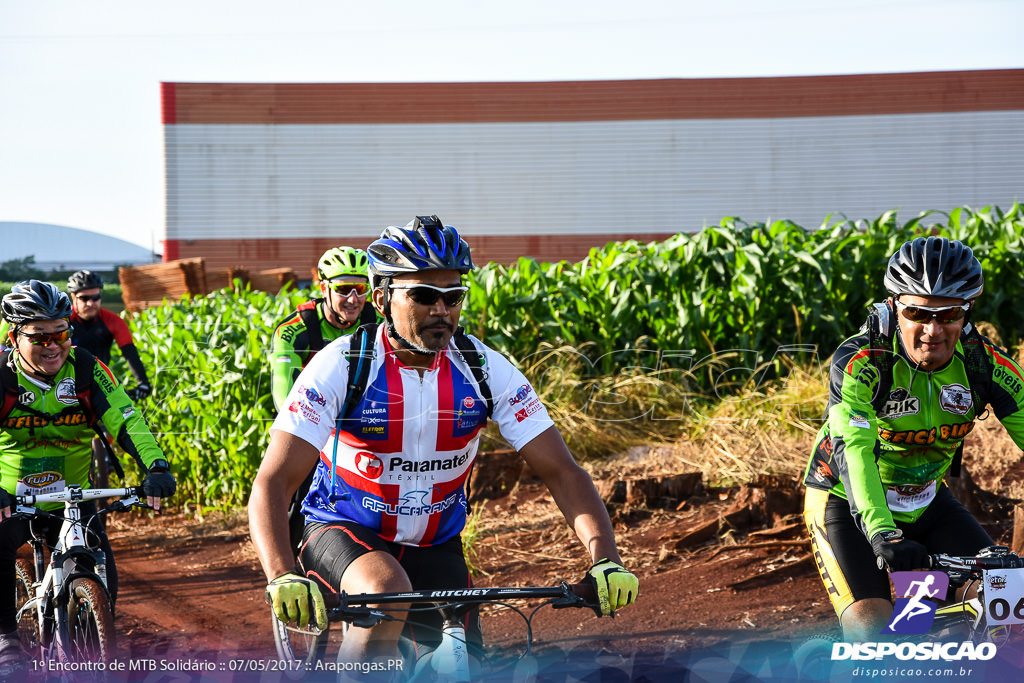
[14,485,142,659]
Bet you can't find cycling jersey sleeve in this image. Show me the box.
[119,343,150,386]
[825,338,897,539]
[979,337,1024,449]
[89,357,165,469]
[101,309,134,347]
[470,341,555,451]
[270,315,308,412]
[270,335,349,451]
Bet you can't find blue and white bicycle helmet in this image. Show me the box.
[367,215,474,286]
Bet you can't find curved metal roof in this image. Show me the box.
[1,222,156,271]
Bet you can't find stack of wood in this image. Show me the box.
[205,266,252,292]
[248,267,297,292]
[120,260,297,312]
[119,258,207,313]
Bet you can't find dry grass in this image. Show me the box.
[488,340,1024,496]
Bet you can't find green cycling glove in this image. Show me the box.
[266,572,327,629]
[587,559,639,615]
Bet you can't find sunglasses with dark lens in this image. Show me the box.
[896,301,970,324]
[389,284,468,307]
[329,281,370,298]
[19,328,72,346]
[76,293,102,302]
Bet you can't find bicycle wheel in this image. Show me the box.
[272,611,329,674]
[65,577,115,662]
[792,634,838,682]
[14,559,41,659]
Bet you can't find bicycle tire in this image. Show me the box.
[272,611,329,674]
[792,634,838,682]
[14,559,41,658]
[65,577,115,662]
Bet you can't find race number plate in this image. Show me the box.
[983,568,1024,625]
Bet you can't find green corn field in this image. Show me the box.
[101,204,1022,510]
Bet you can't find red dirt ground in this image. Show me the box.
[19,466,1020,682]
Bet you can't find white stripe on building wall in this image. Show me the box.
[164,110,1024,241]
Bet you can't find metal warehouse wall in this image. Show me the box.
[162,71,1024,272]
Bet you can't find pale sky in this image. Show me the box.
[1,0,1021,253]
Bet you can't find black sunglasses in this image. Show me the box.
[389,284,468,307]
[76,293,102,302]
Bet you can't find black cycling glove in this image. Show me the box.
[142,459,176,499]
[0,486,14,512]
[871,529,929,571]
[127,383,152,402]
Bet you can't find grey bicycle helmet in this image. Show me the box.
[367,215,475,284]
[2,280,74,324]
[67,270,104,293]
[884,236,984,300]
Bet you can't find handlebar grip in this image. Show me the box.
[571,581,598,603]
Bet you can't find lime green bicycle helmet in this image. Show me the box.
[317,247,369,281]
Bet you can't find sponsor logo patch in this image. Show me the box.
[55,378,77,405]
[17,390,36,405]
[22,471,62,489]
[939,383,972,415]
[882,388,920,418]
[354,451,383,478]
[287,400,321,425]
[298,385,327,407]
[508,385,533,406]
[514,398,543,422]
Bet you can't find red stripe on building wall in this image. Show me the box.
[163,71,1024,125]
[167,233,677,273]
[162,239,180,262]
[161,82,177,125]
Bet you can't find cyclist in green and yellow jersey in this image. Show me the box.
[269,247,379,554]
[0,281,175,670]
[803,237,1024,641]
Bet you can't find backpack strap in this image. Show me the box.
[863,301,896,417]
[357,301,378,327]
[340,323,378,420]
[71,347,127,480]
[453,327,493,419]
[0,348,20,422]
[327,322,379,501]
[297,300,325,353]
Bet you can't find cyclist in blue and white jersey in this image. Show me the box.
[250,216,638,665]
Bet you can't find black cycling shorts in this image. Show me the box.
[300,520,481,653]
[804,484,993,617]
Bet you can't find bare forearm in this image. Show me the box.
[551,466,622,565]
[248,479,297,580]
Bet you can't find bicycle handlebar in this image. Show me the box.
[931,551,1024,573]
[15,485,145,508]
[326,580,599,624]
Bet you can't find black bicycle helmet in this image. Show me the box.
[67,270,104,293]
[367,215,475,285]
[884,236,984,300]
[2,280,74,324]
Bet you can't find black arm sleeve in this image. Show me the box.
[119,343,150,386]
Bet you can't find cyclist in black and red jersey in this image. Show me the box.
[66,271,151,402]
